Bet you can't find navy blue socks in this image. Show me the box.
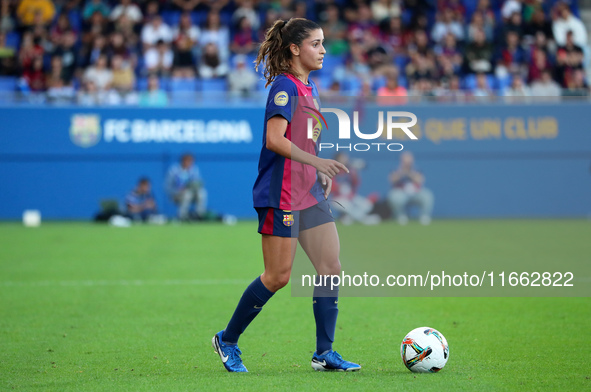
[222,276,274,344]
[313,279,339,355]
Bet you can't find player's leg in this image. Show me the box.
[299,203,360,371]
[213,208,297,372]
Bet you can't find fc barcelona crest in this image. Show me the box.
[282,212,294,227]
[70,114,101,148]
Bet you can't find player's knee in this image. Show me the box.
[263,272,290,292]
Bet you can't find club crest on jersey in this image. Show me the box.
[282,211,294,227]
[274,91,288,106]
[304,106,328,143]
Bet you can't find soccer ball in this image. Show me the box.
[400,327,449,373]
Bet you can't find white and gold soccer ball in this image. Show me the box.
[400,327,449,373]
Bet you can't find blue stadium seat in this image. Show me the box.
[170,91,198,105]
[161,11,181,27]
[201,78,227,92]
[5,32,20,49]
[257,77,270,92]
[0,76,17,91]
[319,54,343,77]
[170,78,200,92]
[341,77,362,95]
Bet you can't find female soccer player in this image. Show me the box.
[212,18,360,373]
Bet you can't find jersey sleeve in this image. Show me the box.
[265,77,298,123]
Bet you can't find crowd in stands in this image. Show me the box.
[0,0,589,105]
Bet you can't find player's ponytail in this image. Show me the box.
[255,18,321,87]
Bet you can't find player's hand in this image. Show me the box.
[314,158,349,179]
[318,172,332,199]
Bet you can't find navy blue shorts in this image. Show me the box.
[256,200,335,238]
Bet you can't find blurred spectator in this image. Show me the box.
[379,15,407,58]
[377,66,407,104]
[82,34,106,67]
[320,4,348,56]
[199,42,228,78]
[495,30,527,80]
[563,69,589,97]
[504,74,530,99]
[110,0,143,25]
[431,8,464,44]
[172,0,202,13]
[502,11,524,39]
[347,3,379,48]
[0,32,16,75]
[77,79,100,105]
[141,15,172,49]
[165,153,208,221]
[50,12,75,47]
[52,30,78,83]
[46,75,76,103]
[472,72,493,99]
[528,47,551,83]
[172,35,196,78]
[387,152,434,225]
[230,16,257,55]
[113,14,140,50]
[18,32,44,72]
[106,31,134,63]
[530,69,561,96]
[125,177,157,222]
[173,12,200,46]
[330,152,380,225]
[81,11,109,49]
[465,28,493,73]
[82,0,110,20]
[501,0,522,20]
[405,53,436,84]
[17,0,56,27]
[138,74,168,106]
[200,11,230,61]
[371,0,402,22]
[552,1,587,48]
[435,33,462,74]
[144,39,172,76]
[555,31,584,87]
[83,54,112,91]
[438,74,465,101]
[524,8,553,39]
[228,54,257,97]
[232,0,260,31]
[466,11,494,43]
[475,0,496,27]
[22,56,46,91]
[111,54,135,93]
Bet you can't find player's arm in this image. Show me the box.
[266,116,348,179]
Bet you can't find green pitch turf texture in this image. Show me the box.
[1,220,589,391]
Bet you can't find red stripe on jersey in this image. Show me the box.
[279,124,292,210]
[261,208,275,234]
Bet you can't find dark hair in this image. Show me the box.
[255,18,321,87]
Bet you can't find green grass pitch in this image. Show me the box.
[1,220,589,391]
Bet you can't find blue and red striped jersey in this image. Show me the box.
[252,73,324,211]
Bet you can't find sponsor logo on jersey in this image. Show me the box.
[274,91,289,106]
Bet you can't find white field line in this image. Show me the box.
[0,279,252,287]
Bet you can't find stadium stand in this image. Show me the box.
[0,0,588,104]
